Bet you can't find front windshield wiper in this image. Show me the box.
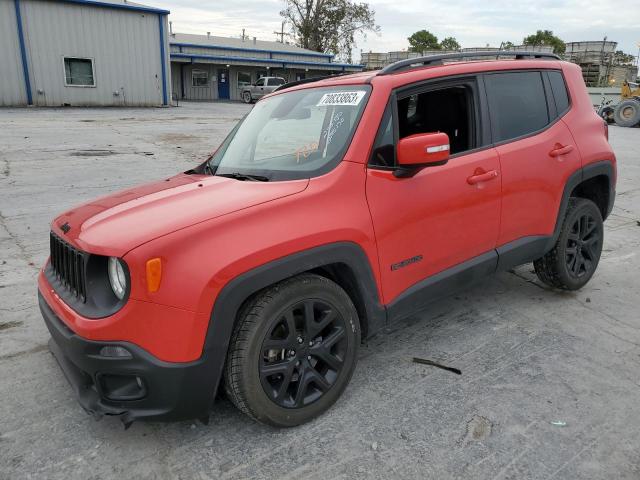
[217,172,270,182]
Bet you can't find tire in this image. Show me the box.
[224,273,361,427]
[242,91,252,104]
[534,198,603,290]
[613,99,640,127]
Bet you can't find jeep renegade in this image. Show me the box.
[38,52,616,428]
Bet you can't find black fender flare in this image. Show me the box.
[544,160,615,252]
[201,241,386,399]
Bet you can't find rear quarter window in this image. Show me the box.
[548,71,570,115]
[484,71,549,143]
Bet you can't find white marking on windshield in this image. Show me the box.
[316,91,366,107]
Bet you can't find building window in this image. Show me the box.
[192,69,209,87]
[237,71,252,89]
[63,57,95,87]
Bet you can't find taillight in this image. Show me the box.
[604,121,609,141]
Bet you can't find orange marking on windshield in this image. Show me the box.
[295,142,319,163]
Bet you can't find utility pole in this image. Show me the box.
[273,21,286,43]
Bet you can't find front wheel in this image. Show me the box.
[534,198,603,290]
[224,273,360,427]
[242,91,252,104]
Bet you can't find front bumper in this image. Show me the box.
[39,292,217,423]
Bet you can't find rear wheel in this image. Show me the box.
[242,91,252,104]
[224,273,360,427]
[613,99,640,127]
[534,198,603,290]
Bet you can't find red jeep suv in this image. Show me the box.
[38,52,616,428]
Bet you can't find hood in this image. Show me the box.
[52,174,309,256]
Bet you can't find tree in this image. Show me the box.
[408,30,440,52]
[501,41,515,50]
[523,30,565,55]
[439,36,460,51]
[281,0,379,62]
[614,50,634,65]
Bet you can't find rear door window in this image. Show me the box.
[484,71,550,143]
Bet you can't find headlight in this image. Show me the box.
[108,257,127,300]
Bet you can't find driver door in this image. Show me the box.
[252,78,266,99]
[366,79,502,308]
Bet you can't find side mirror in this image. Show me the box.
[397,132,450,174]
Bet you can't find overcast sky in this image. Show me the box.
[154,0,640,60]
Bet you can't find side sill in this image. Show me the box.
[385,235,553,325]
[495,235,550,272]
[387,250,497,323]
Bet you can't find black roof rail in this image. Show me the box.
[273,73,352,93]
[377,50,561,76]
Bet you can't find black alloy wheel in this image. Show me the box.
[224,273,360,427]
[259,299,348,409]
[534,197,604,290]
[565,211,601,279]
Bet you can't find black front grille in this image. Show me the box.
[49,232,87,302]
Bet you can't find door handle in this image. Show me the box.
[549,144,574,157]
[467,169,499,185]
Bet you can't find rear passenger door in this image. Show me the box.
[252,78,266,98]
[265,77,285,93]
[484,70,581,248]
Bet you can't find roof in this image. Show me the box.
[169,33,333,59]
[51,0,169,14]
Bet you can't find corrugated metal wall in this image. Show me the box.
[4,0,171,107]
[170,44,334,65]
[0,1,28,106]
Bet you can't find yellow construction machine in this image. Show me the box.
[612,81,640,127]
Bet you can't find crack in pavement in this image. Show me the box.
[0,344,48,361]
[0,210,39,273]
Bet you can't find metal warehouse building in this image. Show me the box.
[1,0,170,107]
[168,33,363,102]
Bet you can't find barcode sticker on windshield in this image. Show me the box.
[317,91,366,107]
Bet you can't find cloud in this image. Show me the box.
[155,0,640,57]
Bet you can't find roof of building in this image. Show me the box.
[169,33,333,59]
[51,0,169,14]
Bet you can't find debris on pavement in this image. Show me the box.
[412,357,462,375]
[550,421,567,427]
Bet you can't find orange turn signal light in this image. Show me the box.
[146,258,162,293]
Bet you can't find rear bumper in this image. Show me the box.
[39,292,217,423]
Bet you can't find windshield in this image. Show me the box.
[208,85,371,181]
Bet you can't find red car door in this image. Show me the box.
[484,70,582,247]
[366,79,502,306]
